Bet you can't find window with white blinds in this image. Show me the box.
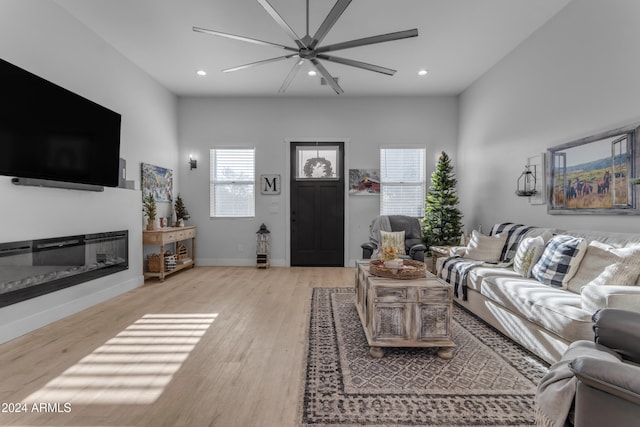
[210,148,255,217]
[380,147,426,217]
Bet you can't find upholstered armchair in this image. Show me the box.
[536,308,640,427]
[360,215,426,262]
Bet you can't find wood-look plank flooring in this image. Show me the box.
[0,266,355,427]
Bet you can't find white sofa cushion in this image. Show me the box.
[480,276,593,343]
[464,230,507,262]
[532,235,588,288]
[566,241,640,293]
[513,236,546,278]
[466,265,522,292]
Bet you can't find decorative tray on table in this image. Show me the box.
[369,259,426,279]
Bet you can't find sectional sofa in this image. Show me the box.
[436,223,640,364]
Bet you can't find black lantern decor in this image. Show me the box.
[516,165,537,197]
[256,223,270,268]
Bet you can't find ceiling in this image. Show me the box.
[54,0,570,97]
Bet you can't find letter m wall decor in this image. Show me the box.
[260,174,281,194]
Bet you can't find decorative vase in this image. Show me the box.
[178,219,185,227]
[146,218,155,231]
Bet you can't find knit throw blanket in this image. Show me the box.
[438,257,484,300]
[438,223,535,300]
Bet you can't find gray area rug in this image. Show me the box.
[300,287,549,426]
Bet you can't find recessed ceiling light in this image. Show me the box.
[418,69,428,76]
[308,70,317,77]
[196,69,207,76]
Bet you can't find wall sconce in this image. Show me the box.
[515,164,537,197]
[188,154,197,170]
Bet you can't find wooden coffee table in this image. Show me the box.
[355,261,456,359]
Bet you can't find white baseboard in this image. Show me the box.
[196,258,287,267]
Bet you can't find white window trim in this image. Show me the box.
[379,146,427,217]
[210,147,256,218]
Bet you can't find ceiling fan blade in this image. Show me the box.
[316,28,418,54]
[193,27,298,52]
[223,54,298,73]
[279,59,304,93]
[257,0,305,49]
[309,0,352,50]
[310,58,344,95]
[317,54,396,76]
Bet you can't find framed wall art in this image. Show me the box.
[141,162,173,202]
[548,124,639,215]
[260,174,281,194]
[349,169,380,195]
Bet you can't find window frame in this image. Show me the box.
[209,147,256,218]
[379,146,427,217]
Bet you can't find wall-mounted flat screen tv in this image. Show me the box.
[0,58,121,188]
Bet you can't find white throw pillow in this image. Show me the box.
[532,235,587,288]
[464,230,507,262]
[513,236,545,278]
[380,230,405,254]
[567,242,640,293]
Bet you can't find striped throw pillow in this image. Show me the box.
[380,230,405,255]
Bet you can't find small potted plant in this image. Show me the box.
[143,193,157,230]
[174,194,190,227]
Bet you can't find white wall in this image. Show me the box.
[178,96,458,266]
[0,1,179,343]
[458,0,640,233]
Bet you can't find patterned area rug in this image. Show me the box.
[300,287,549,427]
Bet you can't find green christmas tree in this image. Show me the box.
[174,193,190,222]
[142,193,157,230]
[422,151,463,248]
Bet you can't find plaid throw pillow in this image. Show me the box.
[532,235,587,288]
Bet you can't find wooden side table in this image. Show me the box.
[429,245,451,274]
[143,226,196,281]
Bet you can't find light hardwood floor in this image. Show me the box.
[0,266,355,427]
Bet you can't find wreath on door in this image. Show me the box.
[303,157,334,178]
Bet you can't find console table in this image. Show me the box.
[355,261,455,359]
[143,226,196,281]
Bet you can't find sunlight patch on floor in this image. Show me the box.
[22,313,218,405]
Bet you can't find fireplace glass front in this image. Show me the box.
[0,230,128,308]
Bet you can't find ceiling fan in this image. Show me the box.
[193,0,418,94]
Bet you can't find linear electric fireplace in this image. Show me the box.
[0,231,128,308]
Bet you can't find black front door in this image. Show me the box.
[290,142,344,266]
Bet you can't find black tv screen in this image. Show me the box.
[0,58,121,187]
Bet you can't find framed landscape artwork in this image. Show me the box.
[548,124,640,214]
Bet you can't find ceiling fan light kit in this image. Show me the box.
[193,0,418,94]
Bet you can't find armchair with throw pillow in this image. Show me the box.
[360,215,426,262]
